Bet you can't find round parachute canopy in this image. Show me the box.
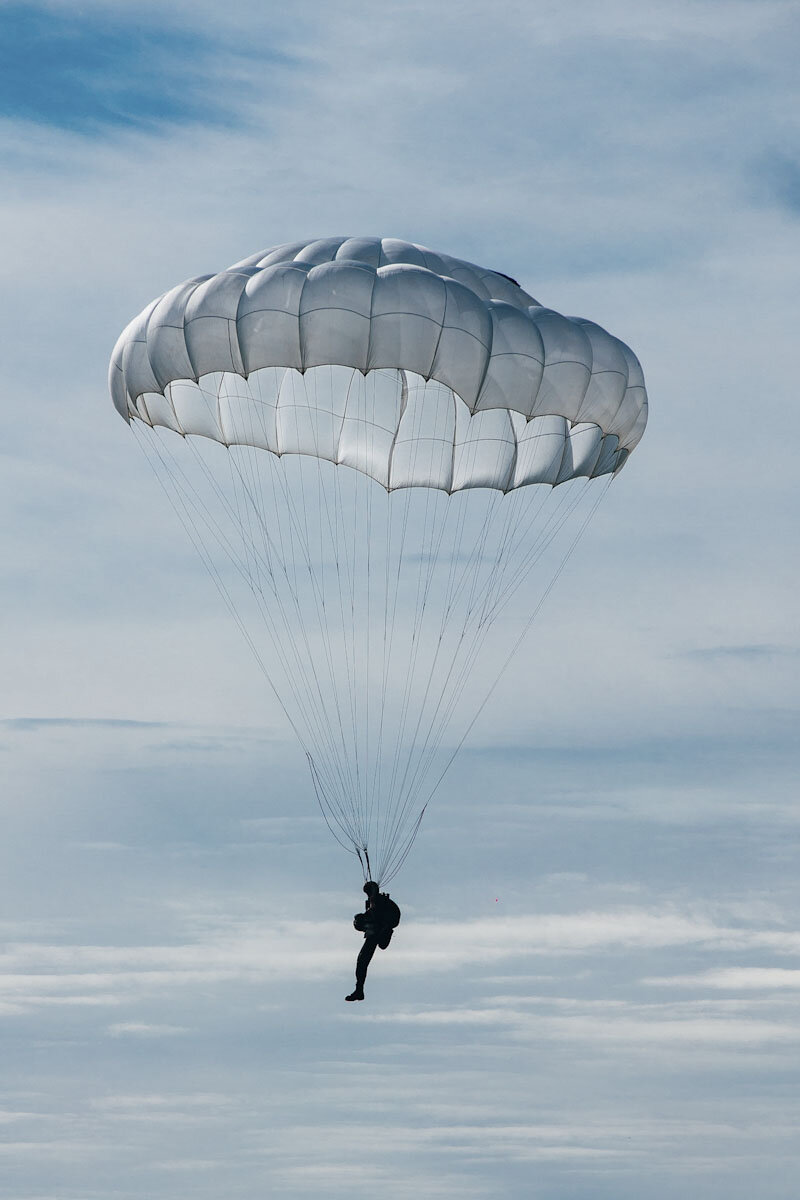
[111,237,648,884]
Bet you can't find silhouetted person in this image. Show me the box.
[345,881,401,1001]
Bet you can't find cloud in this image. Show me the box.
[405,1008,800,1047]
[681,644,800,661]
[0,4,281,135]
[0,717,167,732]
[95,1092,234,1112]
[107,1022,189,1037]
[645,968,800,990]
[3,904,800,1020]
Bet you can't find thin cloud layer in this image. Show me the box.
[1,902,799,1017]
[0,3,280,133]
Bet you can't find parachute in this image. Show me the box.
[109,236,648,884]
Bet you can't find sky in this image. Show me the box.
[1,1,799,1196]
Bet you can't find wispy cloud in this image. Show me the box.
[0,4,287,136]
[367,1004,800,1051]
[107,1022,189,1037]
[0,717,167,732]
[681,643,800,661]
[645,968,800,990]
[3,905,800,1018]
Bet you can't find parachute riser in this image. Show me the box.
[356,845,374,885]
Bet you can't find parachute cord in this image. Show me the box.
[307,752,362,858]
[132,372,616,889]
[199,441,354,811]
[381,475,455,867]
[313,414,364,840]
[404,482,595,815]
[353,845,375,885]
[372,474,415,869]
[133,425,312,752]
[378,487,513,864]
[422,476,612,807]
[213,369,358,819]
[281,382,364,835]
[253,455,361,829]
[136,424,356,841]
[394,478,591,818]
[376,488,525,873]
[381,803,428,886]
[377,478,607,879]
[402,481,590,795]
[229,445,361,817]
[373,475,599,882]
[382,465,438,829]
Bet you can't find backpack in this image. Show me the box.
[382,894,401,928]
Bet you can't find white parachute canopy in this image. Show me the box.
[110,236,648,883]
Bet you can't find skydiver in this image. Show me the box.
[345,880,401,1002]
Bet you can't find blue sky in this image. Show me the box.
[0,4,242,131]
[1,1,799,1197]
